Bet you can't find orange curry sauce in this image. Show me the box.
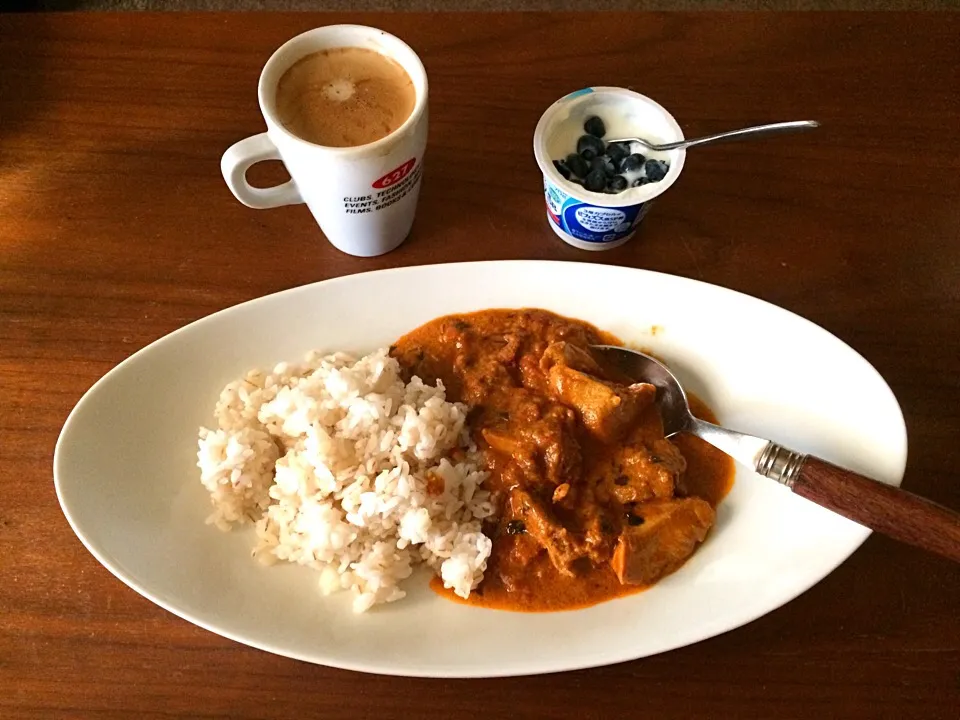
[392,309,735,612]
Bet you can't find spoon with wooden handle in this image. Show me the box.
[592,345,960,562]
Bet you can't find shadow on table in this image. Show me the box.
[2,1,84,10]
[0,13,59,140]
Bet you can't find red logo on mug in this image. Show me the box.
[372,159,417,189]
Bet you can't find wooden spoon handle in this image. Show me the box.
[791,457,960,562]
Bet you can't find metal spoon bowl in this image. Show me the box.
[606,120,820,153]
[590,344,960,563]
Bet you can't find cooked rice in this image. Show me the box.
[196,348,494,613]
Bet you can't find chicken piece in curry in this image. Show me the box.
[392,309,733,612]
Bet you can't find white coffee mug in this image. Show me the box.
[221,25,428,257]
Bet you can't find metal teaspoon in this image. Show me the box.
[606,120,820,152]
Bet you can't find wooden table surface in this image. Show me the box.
[1,11,958,719]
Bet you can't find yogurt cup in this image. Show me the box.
[533,87,686,251]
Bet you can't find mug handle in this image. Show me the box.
[220,132,303,209]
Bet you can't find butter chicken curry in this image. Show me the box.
[392,309,733,612]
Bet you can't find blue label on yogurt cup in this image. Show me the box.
[544,178,651,244]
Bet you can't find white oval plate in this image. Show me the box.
[55,261,906,677]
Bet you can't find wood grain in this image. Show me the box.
[1,11,958,720]
[792,457,960,563]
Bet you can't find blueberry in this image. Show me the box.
[607,175,628,193]
[644,159,668,182]
[631,178,649,188]
[577,134,605,161]
[565,153,589,178]
[553,159,571,180]
[620,153,645,173]
[584,115,606,138]
[584,168,607,192]
[606,142,629,166]
[589,155,615,177]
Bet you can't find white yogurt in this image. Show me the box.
[533,87,686,250]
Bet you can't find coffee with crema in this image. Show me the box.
[276,47,416,148]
